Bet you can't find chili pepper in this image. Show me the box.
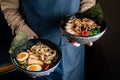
[43,64,50,71]
[80,30,90,36]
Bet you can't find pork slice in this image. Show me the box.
[28,58,44,66]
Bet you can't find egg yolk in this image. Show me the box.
[18,53,26,59]
[28,66,38,71]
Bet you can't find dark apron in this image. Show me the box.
[20,0,85,80]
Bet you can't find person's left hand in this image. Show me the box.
[66,39,93,47]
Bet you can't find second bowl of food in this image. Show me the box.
[60,13,107,44]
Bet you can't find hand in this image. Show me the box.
[29,35,38,39]
[66,39,93,47]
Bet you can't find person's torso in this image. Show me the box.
[20,0,80,45]
[20,1,85,80]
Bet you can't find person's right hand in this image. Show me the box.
[15,25,39,40]
[23,31,38,40]
[66,39,93,47]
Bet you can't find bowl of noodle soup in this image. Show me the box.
[60,13,107,44]
[10,39,62,77]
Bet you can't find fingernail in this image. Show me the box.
[29,36,34,39]
[30,36,38,39]
[72,42,80,47]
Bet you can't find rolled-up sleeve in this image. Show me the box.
[80,0,96,12]
[1,0,37,38]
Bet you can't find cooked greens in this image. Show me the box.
[9,31,29,54]
[82,3,104,24]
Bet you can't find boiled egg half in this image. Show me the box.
[16,52,29,62]
[26,64,42,71]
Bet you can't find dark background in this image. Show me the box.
[85,0,120,80]
[0,0,120,80]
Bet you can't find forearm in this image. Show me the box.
[80,0,96,12]
[1,0,37,38]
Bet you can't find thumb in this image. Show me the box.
[29,36,38,39]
